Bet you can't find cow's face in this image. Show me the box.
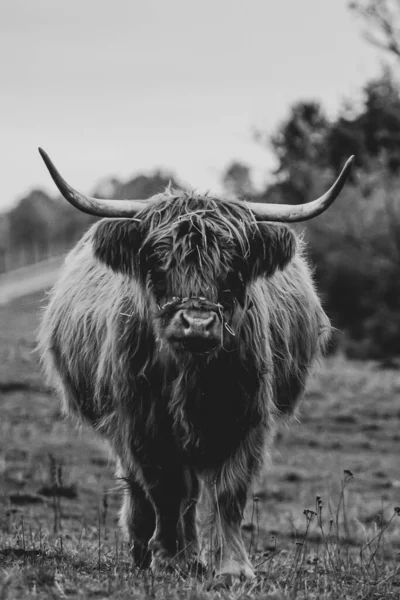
[93,193,295,357]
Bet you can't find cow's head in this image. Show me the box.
[90,195,297,356]
[38,148,354,359]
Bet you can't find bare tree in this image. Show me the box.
[349,0,400,58]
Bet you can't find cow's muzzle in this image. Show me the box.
[167,308,222,354]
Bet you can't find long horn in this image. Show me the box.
[38,148,149,217]
[246,156,355,222]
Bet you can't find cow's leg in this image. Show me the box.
[179,469,206,572]
[208,478,254,580]
[207,430,266,580]
[139,464,195,572]
[119,475,155,569]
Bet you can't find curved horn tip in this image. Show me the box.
[342,155,355,172]
[38,147,50,164]
[341,155,355,178]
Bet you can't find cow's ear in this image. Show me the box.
[92,219,143,275]
[247,222,296,279]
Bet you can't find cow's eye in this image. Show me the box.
[219,289,234,310]
[148,272,167,299]
[224,274,246,306]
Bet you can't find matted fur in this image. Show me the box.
[38,190,330,578]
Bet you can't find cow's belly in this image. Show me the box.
[173,409,264,471]
[122,399,264,473]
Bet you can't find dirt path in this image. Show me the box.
[0,255,64,306]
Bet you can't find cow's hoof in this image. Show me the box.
[209,570,255,589]
[150,553,183,575]
[149,541,183,576]
[205,569,255,591]
[215,560,255,582]
[185,556,207,577]
[205,576,231,591]
[131,542,151,569]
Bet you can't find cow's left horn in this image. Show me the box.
[38,148,149,217]
[246,156,355,222]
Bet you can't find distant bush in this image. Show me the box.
[224,67,400,360]
[302,164,400,359]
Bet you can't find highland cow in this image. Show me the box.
[37,148,353,579]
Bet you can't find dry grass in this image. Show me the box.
[0,292,399,598]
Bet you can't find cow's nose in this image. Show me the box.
[180,310,217,337]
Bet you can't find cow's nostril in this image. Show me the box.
[180,311,191,329]
[203,314,216,330]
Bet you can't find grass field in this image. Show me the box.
[1,291,400,598]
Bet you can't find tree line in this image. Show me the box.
[0,172,179,272]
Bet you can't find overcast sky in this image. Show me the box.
[0,0,383,211]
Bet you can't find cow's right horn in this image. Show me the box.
[38,148,149,217]
[246,155,355,222]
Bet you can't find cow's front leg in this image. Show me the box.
[206,430,266,580]
[140,464,193,573]
[118,466,155,569]
[180,470,206,573]
[208,480,255,580]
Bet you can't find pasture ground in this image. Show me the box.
[0,291,400,599]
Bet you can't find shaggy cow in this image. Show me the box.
[37,148,353,580]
